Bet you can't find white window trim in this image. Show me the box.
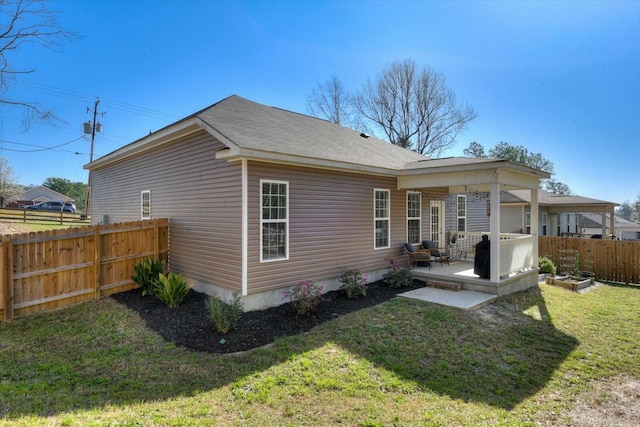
[457,195,467,233]
[374,189,390,250]
[406,191,421,245]
[141,190,151,220]
[260,179,289,262]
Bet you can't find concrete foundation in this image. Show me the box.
[189,268,389,312]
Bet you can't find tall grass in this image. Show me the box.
[0,283,638,426]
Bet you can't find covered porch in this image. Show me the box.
[409,253,540,296]
[398,158,550,293]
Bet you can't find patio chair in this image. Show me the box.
[404,243,432,269]
[421,240,450,266]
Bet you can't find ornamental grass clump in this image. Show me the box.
[382,258,414,288]
[131,258,166,296]
[153,272,190,308]
[538,256,556,275]
[205,293,244,334]
[339,268,368,298]
[282,280,324,316]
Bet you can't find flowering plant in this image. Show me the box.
[382,258,414,288]
[282,280,324,315]
[339,268,368,298]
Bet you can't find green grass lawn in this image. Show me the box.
[1,283,638,426]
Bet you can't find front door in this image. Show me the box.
[430,200,446,248]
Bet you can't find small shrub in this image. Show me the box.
[205,293,244,334]
[132,258,166,296]
[538,256,556,275]
[282,281,324,315]
[153,272,190,308]
[383,258,414,288]
[339,268,368,298]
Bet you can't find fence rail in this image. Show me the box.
[0,207,91,226]
[539,236,640,284]
[0,219,168,320]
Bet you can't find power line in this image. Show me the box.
[16,80,181,122]
[0,135,85,152]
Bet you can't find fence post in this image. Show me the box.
[93,227,101,300]
[153,222,160,260]
[2,236,14,321]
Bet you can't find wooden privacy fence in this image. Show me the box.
[0,219,168,321]
[539,236,640,284]
[0,208,91,226]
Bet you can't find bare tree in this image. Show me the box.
[354,59,477,157]
[305,75,356,126]
[1,0,78,128]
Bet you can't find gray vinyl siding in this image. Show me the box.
[501,206,524,233]
[463,193,490,232]
[443,193,490,233]
[246,163,405,293]
[92,135,437,297]
[91,130,244,292]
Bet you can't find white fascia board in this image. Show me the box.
[216,148,400,177]
[400,166,545,193]
[195,117,241,153]
[85,117,203,170]
[401,159,551,180]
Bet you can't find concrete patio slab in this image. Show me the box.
[399,287,497,311]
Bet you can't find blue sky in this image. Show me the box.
[1,0,639,205]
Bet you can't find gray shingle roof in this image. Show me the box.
[196,95,428,170]
[88,95,548,184]
[503,189,617,206]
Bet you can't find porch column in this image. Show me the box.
[490,182,500,282]
[550,214,558,236]
[531,188,539,268]
[601,212,607,239]
[609,206,616,239]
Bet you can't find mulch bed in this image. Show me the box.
[111,280,425,354]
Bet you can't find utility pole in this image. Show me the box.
[84,98,105,216]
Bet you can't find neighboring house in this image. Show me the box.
[500,189,618,238]
[579,213,640,240]
[86,95,549,310]
[6,186,74,209]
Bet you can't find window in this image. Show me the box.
[141,190,151,220]
[525,212,531,234]
[407,192,421,244]
[542,213,547,235]
[457,195,466,232]
[374,189,390,249]
[261,180,288,261]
